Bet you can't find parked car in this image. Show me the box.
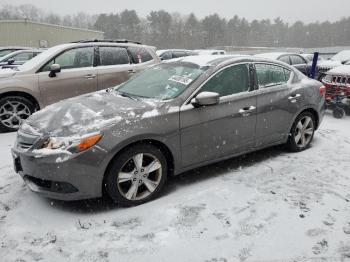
[12,55,325,206]
[0,46,31,60]
[196,49,227,55]
[0,49,43,69]
[317,50,350,80]
[156,49,198,60]
[321,64,350,117]
[0,39,160,132]
[255,52,311,77]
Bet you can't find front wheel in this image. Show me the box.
[0,96,35,132]
[104,144,168,206]
[287,112,316,152]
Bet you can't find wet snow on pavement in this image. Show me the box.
[1,114,350,262]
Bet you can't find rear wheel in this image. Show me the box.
[333,107,345,119]
[0,96,35,132]
[105,144,168,206]
[287,112,316,152]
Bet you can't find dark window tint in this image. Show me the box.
[42,47,94,71]
[172,51,186,58]
[201,64,250,97]
[128,47,153,63]
[255,64,287,88]
[279,56,291,64]
[100,47,129,66]
[290,55,306,65]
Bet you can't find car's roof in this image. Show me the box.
[0,46,32,50]
[156,49,195,55]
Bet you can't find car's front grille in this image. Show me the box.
[329,75,350,87]
[16,130,41,150]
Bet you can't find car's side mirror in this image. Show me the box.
[7,58,15,65]
[191,91,220,108]
[49,64,61,78]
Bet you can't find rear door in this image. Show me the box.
[96,46,134,90]
[38,46,97,105]
[180,63,257,167]
[290,55,309,76]
[128,46,158,74]
[254,63,301,146]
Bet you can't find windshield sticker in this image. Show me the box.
[168,75,193,85]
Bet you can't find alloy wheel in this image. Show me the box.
[117,153,162,201]
[0,100,31,129]
[294,116,314,148]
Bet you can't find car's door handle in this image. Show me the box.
[239,106,256,116]
[84,74,96,79]
[288,94,301,103]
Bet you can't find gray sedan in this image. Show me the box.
[12,55,325,206]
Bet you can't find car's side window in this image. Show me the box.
[42,47,94,72]
[200,64,250,97]
[279,56,291,64]
[128,47,153,64]
[172,51,186,58]
[255,63,289,88]
[290,55,306,65]
[160,52,172,60]
[99,46,130,66]
[11,52,33,61]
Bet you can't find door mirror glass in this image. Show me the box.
[191,91,219,107]
[49,63,61,77]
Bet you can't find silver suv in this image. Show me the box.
[0,40,160,132]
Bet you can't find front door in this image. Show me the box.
[38,46,97,105]
[180,63,257,167]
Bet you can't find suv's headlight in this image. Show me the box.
[42,133,102,153]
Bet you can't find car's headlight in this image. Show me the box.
[42,133,102,153]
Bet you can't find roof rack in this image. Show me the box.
[71,39,142,45]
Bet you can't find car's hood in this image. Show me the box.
[327,65,350,76]
[0,68,17,78]
[21,90,165,137]
[317,60,342,70]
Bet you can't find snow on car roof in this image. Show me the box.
[327,64,350,75]
[255,52,287,59]
[167,55,243,67]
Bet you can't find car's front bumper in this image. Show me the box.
[11,145,109,201]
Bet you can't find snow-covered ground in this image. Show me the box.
[1,113,350,262]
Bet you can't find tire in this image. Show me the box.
[0,96,36,132]
[287,111,316,152]
[333,107,345,119]
[338,104,350,116]
[104,144,168,206]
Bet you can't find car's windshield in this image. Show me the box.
[0,49,15,57]
[117,62,206,100]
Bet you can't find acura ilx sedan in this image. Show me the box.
[12,55,325,206]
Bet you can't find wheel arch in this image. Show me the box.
[289,106,320,133]
[0,91,41,111]
[102,138,175,194]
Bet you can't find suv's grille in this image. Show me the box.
[330,75,350,87]
[16,130,40,150]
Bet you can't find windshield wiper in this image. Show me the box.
[116,91,140,101]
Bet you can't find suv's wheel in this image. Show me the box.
[0,96,35,132]
[287,111,316,152]
[105,144,168,206]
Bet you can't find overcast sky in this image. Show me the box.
[3,0,350,23]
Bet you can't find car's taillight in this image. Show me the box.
[319,85,326,96]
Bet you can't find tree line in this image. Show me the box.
[1,4,350,49]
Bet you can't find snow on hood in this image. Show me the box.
[0,68,17,78]
[327,65,350,76]
[317,60,342,69]
[21,90,163,137]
